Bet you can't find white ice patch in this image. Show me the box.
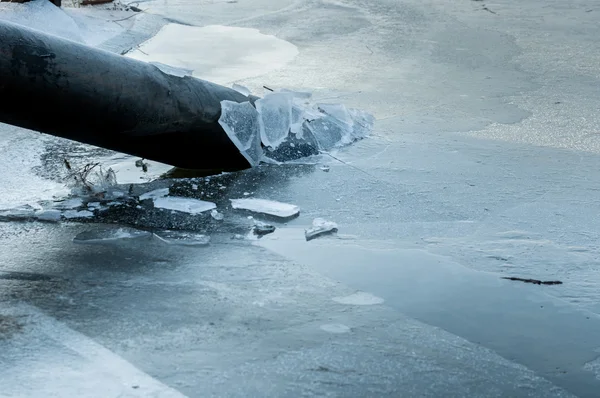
[53,198,84,210]
[35,209,62,223]
[210,209,224,221]
[320,324,351,334]
[305,218,338,241]
[154,231,210,246]
[256,92,293,149]
[332,292,385,306]
[126,24,298,85]
[139,188,169,201]
[62,210,94,219]
[73,227,152,244]
[153,196,216,215]
[230,198,300,219]
[218,101,263,166]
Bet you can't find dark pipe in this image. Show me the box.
[0,19,252,170]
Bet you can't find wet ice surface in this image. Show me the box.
[153,231,211,246]
[73,227,153,244]
[230,198,300,219]
[305,218,338,241]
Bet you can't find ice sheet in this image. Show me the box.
[230,198,300,219]
[153,231,210,246]
[218,101,263,166]
[62,210,94,219]
[139,188,169,201]
[73,227,152,244]
[256,92,293,149]
[153,197,216,215]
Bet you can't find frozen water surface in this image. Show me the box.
[153,197,216,215]
[230,198,300,219]
[332,292,385,306]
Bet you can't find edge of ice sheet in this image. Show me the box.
[230,198,300,219]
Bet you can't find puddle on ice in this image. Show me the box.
[230,198,300,219]
[332,292,385,306]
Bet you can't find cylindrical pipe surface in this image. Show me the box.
[0,19,251,170]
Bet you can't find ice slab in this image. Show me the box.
[318,103,353,129]
[0,206,36,222]
[53,198,84,210]
[256,92,293,149]
[305,218,338,241]
[126,24,298,86]
[151,62,193,77]
[230,198,300,219]
[154,231,210,246]
[153,197,216,215]
[73,227,152,244]
[35,210,62,223]
[219,101,263,166]
[139,188,169,201]
[253,221,276,236]
[62,210,94,219]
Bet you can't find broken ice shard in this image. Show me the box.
[219,101,263,166]
[230,198,300,219]
[318,103,353,130]
[232,83,251,96]
[211,209,224,221]
[139,188,170,201]
[0,206,37,221]
[153,231,210,246]
[35,209,62,222]
[263,122,319,163]
[150,62,193,77]
[253,221,276,236]
[53,197,84,210]
[256,92,293,149]
[62,210,94,219]
[306,116,347,150]
[73,227,152,244]
[348,108,375,140]
[305,218,338,241]
[153,196,216,215]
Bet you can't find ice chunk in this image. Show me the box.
[256,92,293,149]
[73,227,152,244]
[0,206,37,221]
[253,221,276,236]
[232,83,251,96]
[211,209,224,221]
[230,198,300,219]
[154,231,210,246]
[306,116,347,150]
[305,218,338,241]
[320,165,331,172]
[139,188,169,201]
[35,210,62,223]
[62,210,94,219]
[87,202,101,209]
[348,108,375,139]
[53,198,84,210]
[151,62,193,77]
[219,101,263,166]
[318,103,353,128]
[153,196,216,215]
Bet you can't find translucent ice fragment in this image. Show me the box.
[151,62,193,77]
[219,101,263,166]
[256,92,293,149]
[232,83,251,96]
[73,227,152,244]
